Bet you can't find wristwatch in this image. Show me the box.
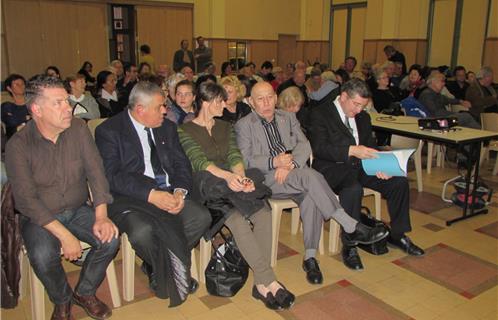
[174,188,188,199]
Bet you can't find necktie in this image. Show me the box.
[144,127,163,176]
[344,116,353,135]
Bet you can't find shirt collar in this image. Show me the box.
[101,89,118,102]
[70,94,85,103]
[333,96,347,121]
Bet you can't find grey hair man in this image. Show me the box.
[235,81,388,285]
[5,75,119,320]
[94,81,211,306]
[465,66,498,119]
[419,72,480,129]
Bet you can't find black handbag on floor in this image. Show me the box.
[205,228,249,297]
[357,207,389,255]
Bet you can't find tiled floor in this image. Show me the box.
[3,158,498,320]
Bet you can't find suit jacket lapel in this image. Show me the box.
[123,112,145,160]
[152,126,170,169]
[328,101,354,140]
[250,113,271,153]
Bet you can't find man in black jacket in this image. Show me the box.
[309,79,424,271]
[95,81,210,306]
[173,40,194,72]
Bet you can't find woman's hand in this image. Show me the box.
[226,173,245,192]
[240,177,255,193]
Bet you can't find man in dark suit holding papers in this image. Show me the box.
[309,78,424,271]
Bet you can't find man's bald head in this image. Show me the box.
[293,70,306,86]
[249,81,277,121]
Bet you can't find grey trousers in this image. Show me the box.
[269,167,357,250]
[224,205,276,286]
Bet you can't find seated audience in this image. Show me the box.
[341,56,358,78]
[399,64,425,98]
[334,68,350,86]
[110,60,124,81]
[447,66,469,100]
[257,61,274,82]
[169,79,196,125]
[309,79,424,272]
[235,82,388,284]
[305,68,323,93]
[277,86,304,114]
[156,64,172,79]
[45,65,61,78]
[6,75,119,320]
[95,81,210,306]
[418,72,479,129]
[116,62,138,107]
[372,69,402,113]
[1,74,30,138]
[66,74,100,121]
[390,61,405,88]
[180,65,194,82]
[178,82,295,310]
[467,71,476,83]
[465,66,498,120]
[284,62,295,81]
[78,61,96,88]
[220,61,234,77]
[138,62,152,77]
[270,66,284,91]
[218,76,251,124]
[361,61,376,91]
[164,73,186,113]
[95,70,123,117]
[277,69,310,131]
[308,71,340,107]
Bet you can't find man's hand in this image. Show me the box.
[169,190,186,214]
[273,153,293,168]
[60,233,82,261]
[274,167,291,184]
[93,217,119,243]
[148,190,183,214]
[348,145,378,159]
[375,172,392,180]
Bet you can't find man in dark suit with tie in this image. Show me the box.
[95,81,211,306]
[309,78,424,271]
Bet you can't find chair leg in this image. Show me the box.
[105,261,121,308]
[415,140,424,192]
[190,249,198,282]
[427,142,434,174]
[270,204,283,267]
[29,265,46,320]
[19,249,29,300]
[290,208,300,235]
[318,225,325,255]
[121,233,135,302]
[493,157,498,175]
[198,238,211,284]
[373,191,382,220]
[328,220,341,255]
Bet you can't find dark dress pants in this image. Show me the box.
[331,169,412,243]
[21,205,120,305]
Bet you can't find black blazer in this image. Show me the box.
[95,111,193,202]
[309,101,376,189]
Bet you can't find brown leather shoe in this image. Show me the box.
[72,293,112,320]
[51,301,73,320]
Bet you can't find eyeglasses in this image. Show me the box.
[347,94,368,110]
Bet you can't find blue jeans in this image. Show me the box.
[21,205,120,305]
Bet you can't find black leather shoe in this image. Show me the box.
[51,301,73,320]
[341,246,364,271]
[252,286,283,311]
[388,235,425,256]
[302,257,323,284]
[274,282,295,309]
[343,223,389,246]
[189,278,199,294]
[141,261,157,292]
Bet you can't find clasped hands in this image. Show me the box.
[349,145,392,180]
[273,152,295,184]
[148,189,185,214]
[226,174,255,193]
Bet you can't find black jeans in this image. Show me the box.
[21,205,120,305]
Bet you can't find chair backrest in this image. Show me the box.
[87,118,107,139]
[481,113,498,133]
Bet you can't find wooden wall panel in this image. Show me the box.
[483,38,498,75]
[249,41,277,70]
[136,5,192,71]
[362,40,378,65]
[3,0,108,79]
[295,41,304,64]
[210,39,228,74]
